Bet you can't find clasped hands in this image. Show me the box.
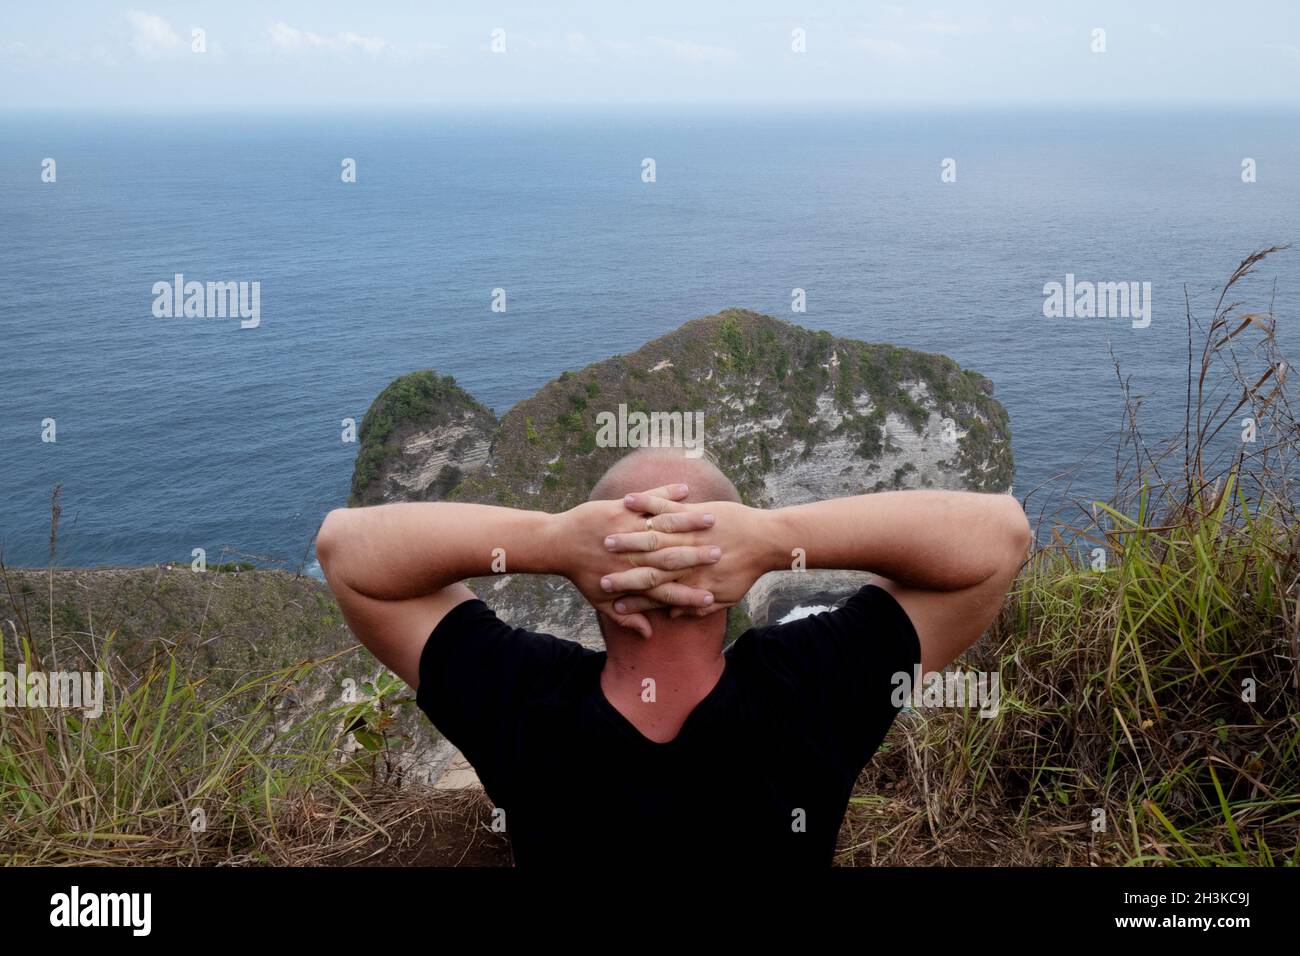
[556,483,768,638]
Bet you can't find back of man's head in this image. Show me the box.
[588,447,741,641]
[588,446,741,507]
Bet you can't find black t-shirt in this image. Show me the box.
[415,583,920,866]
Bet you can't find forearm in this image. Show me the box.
[763,490,1028,592]
[316,502,556,602]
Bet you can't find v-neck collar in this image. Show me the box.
[593,653,732,748]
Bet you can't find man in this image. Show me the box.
[316,447,1029,865]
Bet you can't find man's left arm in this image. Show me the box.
[604,490,1030,674]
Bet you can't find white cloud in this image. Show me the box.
[560,33,639,61]
[649,37,740,65]
[910,12,963,35]
[90,43,119,67]
[855,37,918,63]
[0,39,104,67]
[126,10,184,60]
[0,40,30,61]
[268,21,390,56]
[406,40,448,57]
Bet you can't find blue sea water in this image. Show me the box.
[1,108,1297,570]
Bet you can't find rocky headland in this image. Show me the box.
[350,308,1013,648]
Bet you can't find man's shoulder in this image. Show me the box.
[727,584,869,639]
[420,596,600,687]
[724,584,914,667]
[434,596,595,646]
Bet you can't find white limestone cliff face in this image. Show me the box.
[389,419,492,496]
[365,410,494,505]
[735,381,988,508]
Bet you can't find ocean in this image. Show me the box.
[2,107,1296,571]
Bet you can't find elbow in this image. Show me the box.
[999,495,1031,570]
[315,508,350,579]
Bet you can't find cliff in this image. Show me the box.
[350,309,1014,647]
[350,372,497,507]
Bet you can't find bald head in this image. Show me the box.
[588,448,738,644]
[588,447,741,505]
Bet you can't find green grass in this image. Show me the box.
[839,247,1298,866]
[0,633,416,864]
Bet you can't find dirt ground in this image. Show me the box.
[334,788,513,867]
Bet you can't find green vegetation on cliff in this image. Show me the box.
[358,310,1012,516]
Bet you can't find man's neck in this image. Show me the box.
[600,622,726,744]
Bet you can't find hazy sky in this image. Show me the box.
[3,1,1298,109]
